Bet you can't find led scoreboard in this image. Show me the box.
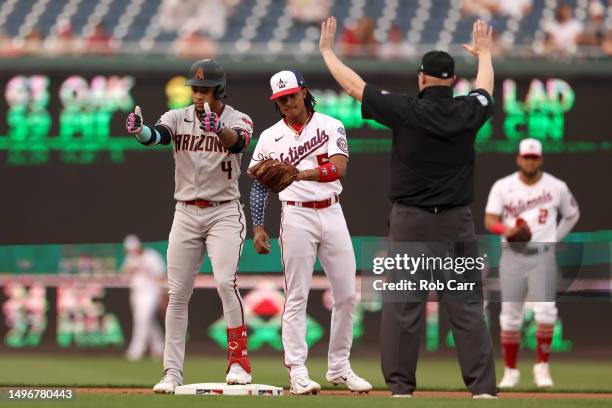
[0,72,609,165]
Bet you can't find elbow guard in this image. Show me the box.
[228,128,250,154]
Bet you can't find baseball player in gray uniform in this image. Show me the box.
[125,59,254,393]
[485,138,580,389]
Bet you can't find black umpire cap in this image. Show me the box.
[419,51,455,79]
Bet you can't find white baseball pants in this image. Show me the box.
[279,202,356,382]
[499,246,559,331]
[126,289,164,360]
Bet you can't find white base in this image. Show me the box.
[175,383,284,396]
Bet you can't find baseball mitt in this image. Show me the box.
[248,158,299,193]
[507,218,532,242]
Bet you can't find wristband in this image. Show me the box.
[491,222,506,235]
[318,163,339,182]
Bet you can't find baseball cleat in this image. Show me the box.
[473,393,498,399]
[226,363,252,385]
[498,367,520,388]
[327,370,372,393]
[533,363,554,388]
[392,394,413,398]
[153,374,182,394]
[290,378,321,395]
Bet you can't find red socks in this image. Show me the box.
[536,324,554,363]
[501,330,520,369]
[227,325,252,373]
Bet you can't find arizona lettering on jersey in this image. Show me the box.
[249,112,348,202]
[485,172,579,242]
[157,104,253,201]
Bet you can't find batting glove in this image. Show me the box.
[200,102,224,134]
[200,111,224,134]
[126,106,143,134]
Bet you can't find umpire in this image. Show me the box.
[319,18,497,398]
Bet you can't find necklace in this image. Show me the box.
[285,113,312,140]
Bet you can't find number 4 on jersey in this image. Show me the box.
[222,161,232,179]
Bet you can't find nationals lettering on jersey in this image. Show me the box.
[485,172,579,242]
[249,112,349,202]
[157,104,253,201]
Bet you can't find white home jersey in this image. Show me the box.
[485,172,579,242]
[157,104,253,201]
[249,112,348,202]
[121,248,166,292]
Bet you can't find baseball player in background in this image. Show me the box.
[485,138,580,388]
[248,71,372,395]
[126,59,254,393]
[121,234,165,361]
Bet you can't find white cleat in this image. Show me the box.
[153,374,182,394]
[473,393,498,399]
[290,378,321,395]
[498,367,520,389]
[533,363,554,388]
[392,394,413,398]
[226,363,252,385]
[328,370,372,393]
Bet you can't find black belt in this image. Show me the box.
[414,205,459,214]
[508,245,550,256]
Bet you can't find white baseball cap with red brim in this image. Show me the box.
[519,138,543,157]
[269,70,306,100]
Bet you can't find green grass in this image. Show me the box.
[4,394,612,408]
[1,355,611,394]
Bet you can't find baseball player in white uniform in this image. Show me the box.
[125,59,254,393]
[248,70,372,395]
[121,234,165,361]
[485,138,580,388]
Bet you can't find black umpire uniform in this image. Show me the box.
[361,51,497,396]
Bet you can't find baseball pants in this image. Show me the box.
[279,202,356,382]
[499,246,558,331]
[163,200,246,380]
[126,289,164,360]
[381,203,496,396]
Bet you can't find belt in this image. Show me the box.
[183,199,232,208]
[508,245,550,256]
[285,195,339,209]
[414,205,458,214]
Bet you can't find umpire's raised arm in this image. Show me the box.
[462,19,495,95]
[319,17,365,101]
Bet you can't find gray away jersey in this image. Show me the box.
[156,104,253,201]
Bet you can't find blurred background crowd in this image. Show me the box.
[0,0,610,59]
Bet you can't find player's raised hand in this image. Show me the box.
[462,19,493,56]
[126,105,143,134]
[319,16,337,53]
[253,226,271,255]
[200,102,224,134]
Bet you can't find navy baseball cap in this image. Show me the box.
[419,51,455,79]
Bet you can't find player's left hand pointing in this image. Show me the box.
[200,102,225,134]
